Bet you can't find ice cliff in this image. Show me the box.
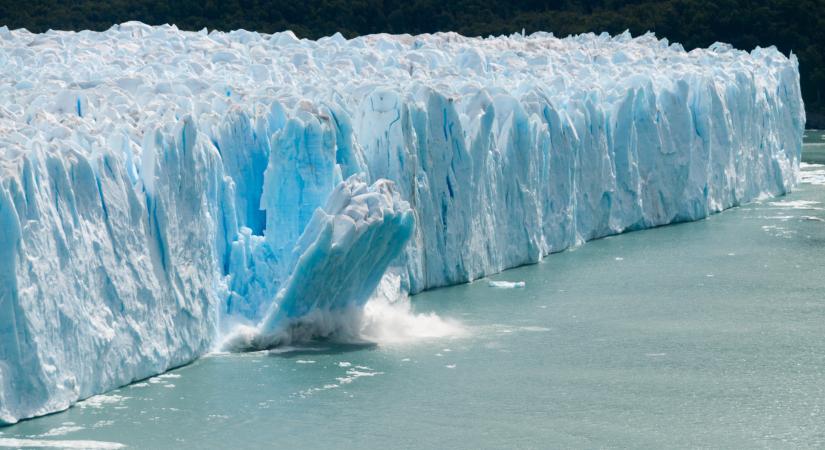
[0,22,804,423]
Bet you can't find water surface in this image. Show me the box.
[804,129,825,163]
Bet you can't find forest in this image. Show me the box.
[1,0,822,127]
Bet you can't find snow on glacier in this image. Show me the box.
[0,22,804,423]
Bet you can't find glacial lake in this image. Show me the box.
[2,136,824,449]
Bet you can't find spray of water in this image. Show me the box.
[219,272,465,351]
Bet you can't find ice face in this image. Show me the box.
[0,23,804,423]
[0,116,224,424]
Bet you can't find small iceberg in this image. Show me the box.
[487,280,526,289]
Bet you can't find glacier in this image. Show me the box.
[0,22,804,424]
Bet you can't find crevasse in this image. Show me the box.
[0,23,804,424]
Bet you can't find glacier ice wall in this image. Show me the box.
[0,117,224,423]
[0,22,804,423]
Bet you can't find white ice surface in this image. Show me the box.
[488,281,526,288]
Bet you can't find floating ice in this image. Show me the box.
[156,373,181,379]
[38,425,85,438]
[488,280,527,288]
[769,200,823,210]
[0,23,804,423]
[0,438,124,449]
[799,163,825,185]
[77,395,130,410]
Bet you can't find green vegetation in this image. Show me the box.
[1,0,822,127]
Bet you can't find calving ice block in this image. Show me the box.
[0,22,804,423]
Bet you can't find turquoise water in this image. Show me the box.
[2,142,824,449]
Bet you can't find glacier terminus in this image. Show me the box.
[0,22,804,424]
